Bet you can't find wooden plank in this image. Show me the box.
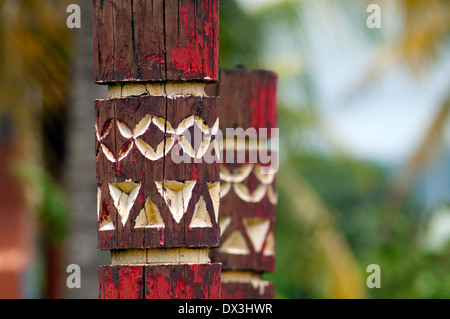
[93,0,219,83]
[185,264,221,299]
[97,183,118,250]
[153,265,173,299]
[139,97,167,249]
[95,99,116,185]
[119,265,144,299]
[95,99,118,250]
[98,266,120,299]
[97,95,219,249]
[164,96,220,248]
[206,68,278,136]
[132,0,165,80]
[93,0,115,82]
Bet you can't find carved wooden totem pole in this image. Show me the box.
[93,0,221,299]
[207,68,278,299]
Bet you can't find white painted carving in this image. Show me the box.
[95,119,115,163]
[156,181,196,224]
[109,182,141,226]
[115,115,219,161]
[220,165,278,205]
[189,196,212,228]
[219,230,250,255]
[135,197,165,229]
[243,218,271,253]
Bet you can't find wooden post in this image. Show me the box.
[206,68,278,299]
[93,0,221,299]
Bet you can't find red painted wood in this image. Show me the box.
[93,0,219,83]
[119,265,144,299]
[99,264,221,299]
[98,266,119,299]
[205,68,278,136]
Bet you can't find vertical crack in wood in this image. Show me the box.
[163,0,168,80]
[130,0,141,80]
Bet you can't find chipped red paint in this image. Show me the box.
[119,266,143,299]
[96,96,219,250]
[205,68,278,137]
[170,0,218,79]
[174,277,186,299]
[155,272,172,299]
[99,266,122,299]
[170,32,212,78]
[93,0,219,83]
[100,265,221,299]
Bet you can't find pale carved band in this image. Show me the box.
[110,248,211,266]
[96,115,220,163]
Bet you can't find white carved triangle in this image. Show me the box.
[243,218,271,253]
[263,231,275,256]
[156,181,196,224]
[208,182,220,223]
[109,182,141,227]
[135,197,165,229]
[189,196,212,228]
[219,230,250,255]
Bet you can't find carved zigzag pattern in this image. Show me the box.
[220,165,278,205]
[96,115,220,163]
[95,119,115,163]
[98,181,220,232]
[219,216,275,257]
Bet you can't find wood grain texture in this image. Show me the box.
[96,96,219,250]
[206,68,278,136]
[93,0,219,83]
[99,264,221,299]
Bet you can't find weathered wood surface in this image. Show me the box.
[99,264,221,299]
[207,68,278,297]
[205,68,278,136]
[93,0,219,83]
[95,95,220,249]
